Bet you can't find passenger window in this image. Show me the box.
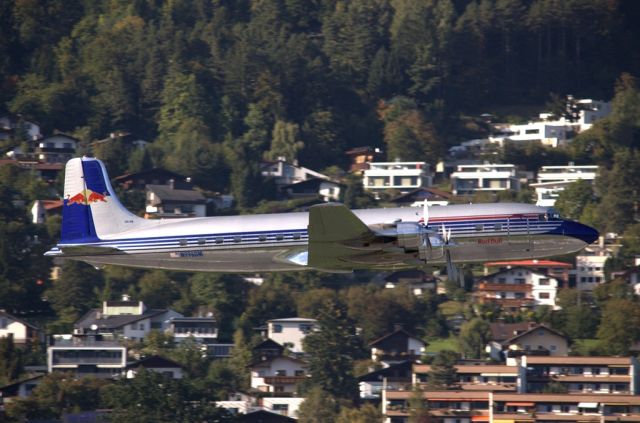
[233,236,241,243]
[215,237,223,244]
[494,223,502,231]
[293,233,301,240]
[276,234,284,241]
[259,235,267,242]
[475,224,483,232]
[179,239,188,246]
[197,239,206,245]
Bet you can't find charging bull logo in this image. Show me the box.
[66,189,108,205]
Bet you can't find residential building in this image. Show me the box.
[484,259,572,288]
[236,409,298,422]
[0,374,44,405]
[0,114,41,141]
[31,199,63,224]
[487,322,569,361]
[383,390,491,422]
[363,161,433,197]
[532,164,598,207]
[358,361,413,399]
[413,363,518,392]
[266,317,317,354]
[145,181,206,218]
[47,334,127,378]
[252,339,285,362]
[345,146,384,173]
[261,158,330,187]
[474,267,560,311]
[575,247,610,291]
[36,133,78,163]
[73,298,182,342]
[384,270,437,296]
[250,355,308,394]
[521,355,640,395]
[167,316,217,345]
[450,164,520,196]
[114,168,188,190]
[495,121,573,147]
[91,131,148,151]
[125,355,184,379]
[369,326,425,363]
[0,310,44,346]
[281,177,343,202]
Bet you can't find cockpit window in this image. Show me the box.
[545,208,561,220]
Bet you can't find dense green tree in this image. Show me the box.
[102,368,231,422]
[297,386,340,423]
[554,179,596,221]
[426,350,459,390]
[458,318,491,359]
[303,297,362,401]
[337,403,384,423]
[596,299,640,355]
[137,270,180,309]
[0,335,22,385]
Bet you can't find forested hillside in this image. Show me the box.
[2,0,639,204]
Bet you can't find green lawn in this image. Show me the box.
[439,300,464,317]
[425,336,460,354]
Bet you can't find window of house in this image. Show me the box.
[139,323,145,331]
[539,278,550,285]
[274,386,285,393]
[273,404,289,411]
[299,324,313,334]
[515,278,526,284]
[273,324,283,333]
[525,129,540,134]
[550,345,556,351]
[0,318,7,329]
[539,292,550,299]
[515,292,525,299]
[295,370,305,376]
[275,370,286,376]
[498,277,506,283]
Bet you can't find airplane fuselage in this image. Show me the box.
[47,203,597,272]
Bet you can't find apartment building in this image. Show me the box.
[250,355,308,394]
[412,363,519,392]
[484,259,572,288]
[450,164,520,196]
[47,335,127,379]
[383,390,640,422]
[532,164,598,207]
[474,267,560,312]
[363,161,433,197]
[521,355,640,395]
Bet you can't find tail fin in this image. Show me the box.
[61,157,148,243]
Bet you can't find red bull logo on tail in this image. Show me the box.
[66,189,108,206]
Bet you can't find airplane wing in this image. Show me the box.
[307,203,386,270]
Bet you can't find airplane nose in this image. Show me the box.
[563,221,599,245]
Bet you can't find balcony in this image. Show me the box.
[263,376,306,385]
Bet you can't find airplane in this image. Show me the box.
[45,157,599,274]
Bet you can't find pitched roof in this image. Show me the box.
[0,310,41,330]
[390,187,453,203]
[368,328,423,347]
[235,409,297,423]
[489,322,537,343]
[357,360,413,382]
[501,324,566,345]
[74,308,169,330]
[253,339,284,351]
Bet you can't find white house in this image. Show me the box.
[250,355,308,394]
[0,115,41,141]
[37,133,78,163]
[125,355,184,379]
[261,158,330,187]
[475,267,560,310]
[73,298,182,342]
[0,310,43,345]
[48,335,128,378]
[575,249,610,291]
[450,164,520,196]
[368,326,426,363]
[363,161,433,197]
[166,316,217,345]
[216,393,304,419]
[266,317,318,354]
[532,164,598,207]
[145,182,207,218]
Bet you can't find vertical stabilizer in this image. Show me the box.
[61,157,148,243]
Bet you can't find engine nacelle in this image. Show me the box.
[396,222,424,251]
